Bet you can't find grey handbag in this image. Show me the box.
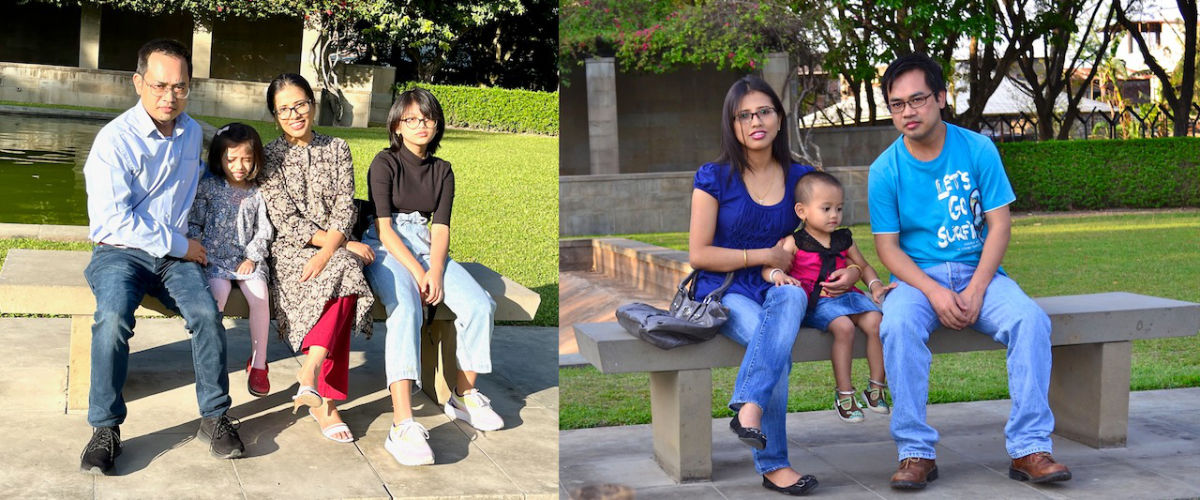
[615,270,735,350]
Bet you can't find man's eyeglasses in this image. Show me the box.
[400,117,437,129]
[143,80,190,99]
[735,107,777,124]
[887,93,933,114]
[276,100,313,119]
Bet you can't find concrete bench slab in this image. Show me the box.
[574,292,1200,482]
[0,249,541,412]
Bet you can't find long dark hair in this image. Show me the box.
[206,123,264,182]
[387,87,446,155]
[716,75,793,178]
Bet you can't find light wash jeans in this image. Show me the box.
[361,212,496,390]
[722,285,809,474]
[880,262,1054,461]
[84,245,230,427]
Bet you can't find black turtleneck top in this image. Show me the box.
[366,146,455,226]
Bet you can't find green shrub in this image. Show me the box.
[1000,137,1200,211]
[393,83,558,135]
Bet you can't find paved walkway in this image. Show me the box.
[560,387,1200,499]
[1,317,558,499]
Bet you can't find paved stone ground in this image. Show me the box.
[560,387,1200,499]
[558,270,666,360]
[0,317,558,499]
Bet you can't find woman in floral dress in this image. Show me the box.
[258,73,376,443]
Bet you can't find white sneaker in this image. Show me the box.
[444,388,504,431]
[384,419,434,466]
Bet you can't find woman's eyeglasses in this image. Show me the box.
[275,100,313,119]
[735,107,776,124]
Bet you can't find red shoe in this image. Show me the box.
[246,358,270,397]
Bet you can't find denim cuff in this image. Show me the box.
[1008,445,1053,459]
[898,451,937,461]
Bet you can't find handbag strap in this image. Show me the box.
[679,269,735,303]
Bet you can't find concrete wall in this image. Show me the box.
[0,62,392,128]
[559,166,871,236]
[560,64,743,176]
[0,3,80,67]
[807,125,899,167]
[211,15,304,82]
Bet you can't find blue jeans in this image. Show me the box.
[83,245,229,427]
[880,262,1054,461]
[722,285,809,474]
[361,212,496,390]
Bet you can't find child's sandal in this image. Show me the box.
[862,379,891,414]
[834,389,865,423]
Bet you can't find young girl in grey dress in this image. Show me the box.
[188,123,273,398]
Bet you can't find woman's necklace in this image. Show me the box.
[744,163,780,204]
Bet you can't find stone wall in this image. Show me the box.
[560,64,743,176]
[0,62,394,127]
[559,166,872,236]
[808,125,899,167]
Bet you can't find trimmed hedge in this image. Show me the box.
[999,137,1200,211]
[394,82,558,136]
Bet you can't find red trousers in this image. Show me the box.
[300,295,357,400]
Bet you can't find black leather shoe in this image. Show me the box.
[729,415,767,450]
[198,414,245,459]
[80,426,121,475]
[762,474,819,496]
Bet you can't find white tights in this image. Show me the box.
[208,277,271,369]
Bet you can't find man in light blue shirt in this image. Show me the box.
[80,39,243,475]
[868,53,1070,490]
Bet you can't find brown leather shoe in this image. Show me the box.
[1010,452,1071,483]
[890,457,938,489]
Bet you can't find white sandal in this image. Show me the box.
[309,408,355,443]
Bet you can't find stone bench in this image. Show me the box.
[0,248,541,412]
[574,292,1200,482]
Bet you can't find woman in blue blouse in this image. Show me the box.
[688,75,861,496]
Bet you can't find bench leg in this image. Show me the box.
[67,314,91,413]
[649,369,713,482]
[421,320,458,405]
[1048,341,1131,448]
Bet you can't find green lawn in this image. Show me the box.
[0,103,558,326]
[560,211,1200,429]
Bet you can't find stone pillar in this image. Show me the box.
[299,25,322,87]
[585,57,620,175]
[763,52,793,150]
[191,17,213,79]
[78,5,101,69]
[763,52,790,104]
[300,24,324,123]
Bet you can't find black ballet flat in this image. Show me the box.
[762,474,819,496]
[729,415,767,450]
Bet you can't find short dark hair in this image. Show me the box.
[266,73,316,116]
[794,170,843,204]
[716,75,795,178]
[207,123,264,182]
[136,38,192,80]
[387,87,446,155]
[880,53,946,99]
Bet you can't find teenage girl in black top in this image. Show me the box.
[360,88,501,466]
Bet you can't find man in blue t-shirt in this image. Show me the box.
[867,53,1071,490]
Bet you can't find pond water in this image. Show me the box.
[0,113,103,225]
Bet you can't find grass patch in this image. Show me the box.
[0,104,558,326]
[561,211,1200,429]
